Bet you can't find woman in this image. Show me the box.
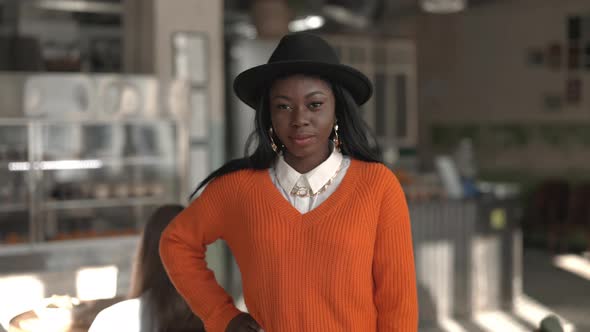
[160,32,418,332]
[89,205,204,332]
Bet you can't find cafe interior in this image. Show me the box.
[0,0,589,331]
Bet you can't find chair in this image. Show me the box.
[538,314,564,332]
[566,182,590,252]
[524,179,570,252]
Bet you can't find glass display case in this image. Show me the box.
[0,74,189,245]
[0,121,31,244]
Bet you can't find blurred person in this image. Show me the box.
[89,204,204,332]
[160,32,418,332]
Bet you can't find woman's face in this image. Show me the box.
[269,74,336,171]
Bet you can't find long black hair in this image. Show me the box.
[189,78,381,199]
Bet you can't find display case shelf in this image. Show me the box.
[2,157,174,172]
[101,156,175,167]
[0,203,28,213]
[43,196,172,210]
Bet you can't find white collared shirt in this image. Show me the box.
[270,149,351,214]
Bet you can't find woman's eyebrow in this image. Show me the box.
[271,95,291,101]
[305,91,326,98]
[271,91,326,100]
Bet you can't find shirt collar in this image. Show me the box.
[275,155,301,194]
[275,147,343,195]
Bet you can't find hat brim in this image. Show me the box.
[233,60,373,110]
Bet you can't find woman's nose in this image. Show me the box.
[290,106,310,127]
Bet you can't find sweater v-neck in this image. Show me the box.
[259,158,360,227]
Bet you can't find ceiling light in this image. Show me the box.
[322,5,368,29]
[36,0,122,14]
[420,0,467,14]
[8,159,103,171]
[289,15,325,32]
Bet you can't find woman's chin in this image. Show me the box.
[283,145,328,161]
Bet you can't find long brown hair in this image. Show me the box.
[129,204,204,332]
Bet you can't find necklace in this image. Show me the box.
[276,160,344,198]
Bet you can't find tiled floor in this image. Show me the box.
[522,249,590,332]
[419,248,590,332]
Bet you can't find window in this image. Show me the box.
[325,35,417,148]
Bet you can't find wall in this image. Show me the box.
[123,0,230,289]
[227,38,278,159]
[124,0,225,178]
[417,0,590,178]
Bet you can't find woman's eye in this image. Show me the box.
[277,104,292,111]
[309,102,323,109]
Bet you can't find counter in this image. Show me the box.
[410,197,522,325]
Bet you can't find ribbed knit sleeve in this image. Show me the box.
[372,168,418,331]
[160,173,242,332]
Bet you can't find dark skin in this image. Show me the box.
[225,75,336,332]
[269,74,336,173]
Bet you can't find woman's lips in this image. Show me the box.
[290,135,315,146]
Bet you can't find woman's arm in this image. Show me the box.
[160,176,242,332]
[373,170,418,331]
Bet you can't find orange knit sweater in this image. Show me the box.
[160,159,418,332]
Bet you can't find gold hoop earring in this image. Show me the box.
[333,123,341,151]
[269,127,279,153]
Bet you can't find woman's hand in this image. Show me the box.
[225,313,264,332]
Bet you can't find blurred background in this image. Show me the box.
[0,0,589,331]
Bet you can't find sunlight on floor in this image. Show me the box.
[474,310,530,332]
[554,254,590,281]
[514,294,575,332]
[438,317,468,332]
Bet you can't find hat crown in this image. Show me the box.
[268,33,340,65]
[233,32,372,109]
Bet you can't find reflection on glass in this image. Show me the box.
[8,160,103,171]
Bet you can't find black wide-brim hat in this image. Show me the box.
[233,32,373,110]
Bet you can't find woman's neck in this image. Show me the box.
[283,145,331,174]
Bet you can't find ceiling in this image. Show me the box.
[224,0,502,35]
[1,0,502,32]
[0,0,122,27]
